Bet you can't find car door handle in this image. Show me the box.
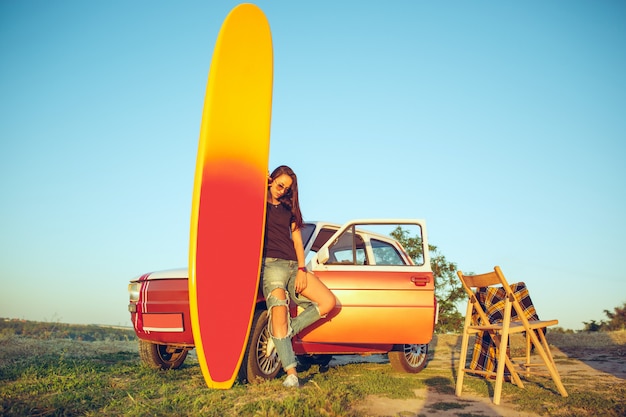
[410,276,430,286]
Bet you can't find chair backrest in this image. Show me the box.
[458,265,531,327]
[490,266,538,329]
[457,269,501,326]
[458,270,500,290]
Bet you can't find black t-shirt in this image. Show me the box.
[263,202,297,261]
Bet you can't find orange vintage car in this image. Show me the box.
[128,219,437,382]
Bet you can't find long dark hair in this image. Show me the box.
[270,165,303,230]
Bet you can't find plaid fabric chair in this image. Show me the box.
[469,282,540,375]
[455,266,568,405]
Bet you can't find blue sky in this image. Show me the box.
[1,1,624,330]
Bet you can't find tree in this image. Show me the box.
[390,226,465,333]
[582,319,604,332]
[602,302,626,331]
[582,302,626,332]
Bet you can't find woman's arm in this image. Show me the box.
[291,223,308,293]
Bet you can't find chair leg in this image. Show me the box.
[504,354,524,389]
[525,332,532,377]
[455,330,470,397]
[492,332,509,405]
[536,329,557,369]
[492,297,515,405]
[528,330,568,397]
[488,333,524,389]
[456,314,474,397]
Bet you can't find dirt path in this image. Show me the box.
[352,331,626,417]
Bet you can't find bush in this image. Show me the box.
[0,318,136,341]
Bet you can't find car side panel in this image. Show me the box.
[293,341,393,355]
[297,270,435,345]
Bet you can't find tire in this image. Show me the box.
[138,339,188,370]
[388,344,428,373]
[239,309,281,383]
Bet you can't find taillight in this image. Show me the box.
[128,282,141,302]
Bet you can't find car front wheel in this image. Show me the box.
[138,340,188,370]
[388,344,428,373]
[239,309,282,383]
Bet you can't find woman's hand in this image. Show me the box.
[295,270,308,294]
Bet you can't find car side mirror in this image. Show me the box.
[317,247,330,264]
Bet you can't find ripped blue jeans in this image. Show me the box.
[261,258,322,371]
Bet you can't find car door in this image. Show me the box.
[297,219,435,345]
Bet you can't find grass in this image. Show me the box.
[1,321,625,416]
[0,333,415,416]
[442,331,626,417]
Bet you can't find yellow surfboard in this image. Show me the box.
[189,4,273,389]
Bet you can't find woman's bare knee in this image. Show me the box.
[271,288,287,300]
[318,293,336,316]
[269,288,289,338]
[301,275,335,316]
[270,305,288,337]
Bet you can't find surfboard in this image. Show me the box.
[189,4,273,390]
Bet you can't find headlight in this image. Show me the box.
[128,282,141,302]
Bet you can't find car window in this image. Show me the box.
[326,227,367,265]
[315,222,427,267]
[305,227,337,265]
[310,228,336,252]
[371,238,405,265]
[354,223,425,267]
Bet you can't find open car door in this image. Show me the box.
[296,219,435,345]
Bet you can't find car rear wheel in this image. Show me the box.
[139,340,188,370]
[388,344,428,373]
[239,309,281,383]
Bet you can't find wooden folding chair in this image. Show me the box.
[455,266,568,405]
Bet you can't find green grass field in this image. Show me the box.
[1,320,624,416]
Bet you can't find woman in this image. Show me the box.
[261,165,336,388]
